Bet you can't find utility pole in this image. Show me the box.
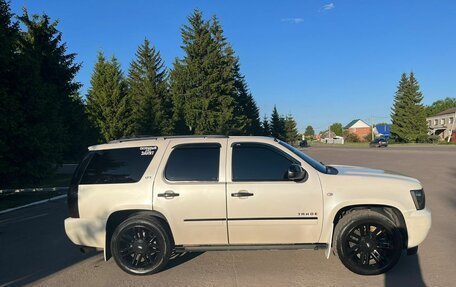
[448,110,456,143]
[328,125,331,144]
[371,116,374,141]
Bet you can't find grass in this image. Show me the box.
[0,189,67,211]
[309,141,370,148]
[35,173,73,188]
[309,141,456,148]
[0,172,72,212]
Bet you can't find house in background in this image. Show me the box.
[373,124,391,139]
[427,107,456,142]
[344,119,371,141]
[319,130,344,144]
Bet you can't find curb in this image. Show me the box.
[0,186,68,195]
[0,194,67,215]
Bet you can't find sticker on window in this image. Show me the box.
[140,146,157,156]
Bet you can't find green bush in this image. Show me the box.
[428,135,440,144]
[345,133,360,143]
[416,134,430,143]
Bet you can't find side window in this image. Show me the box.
[80,146,156,184]
[165,144,220,181]
[232,143,297,181]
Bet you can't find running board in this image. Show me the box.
[175,243,327,253]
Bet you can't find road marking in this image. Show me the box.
[0,194,67,215]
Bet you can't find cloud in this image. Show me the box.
[323,3,335,10]
[281,18,304,24]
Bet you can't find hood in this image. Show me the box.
[331,165,420,185]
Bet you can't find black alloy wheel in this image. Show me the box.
[111,216,171,275]
[335,210,403,275]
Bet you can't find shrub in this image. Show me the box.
[416,134,430,143]
[345,133,360,143]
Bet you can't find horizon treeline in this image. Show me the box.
[0,2,299,187]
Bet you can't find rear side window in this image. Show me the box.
[165,144,220,181]
[80,146,156,184]
[232,143,296,181]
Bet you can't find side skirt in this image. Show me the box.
[175,243,327,253]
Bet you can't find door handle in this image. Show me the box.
[231,191,254,197]
[157,190,180,199]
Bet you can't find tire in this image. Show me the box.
[334,209,403,275]
[111,216,172,275]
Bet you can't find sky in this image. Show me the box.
[10,0,456,132]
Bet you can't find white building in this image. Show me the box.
[427,107,456,142]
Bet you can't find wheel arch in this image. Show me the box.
[104,209,174,260]
[331,204,408,249]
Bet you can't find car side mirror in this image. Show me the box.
[288,164,307,181]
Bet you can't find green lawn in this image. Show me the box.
[308,141,456,148]
[0,189,67,211]
[0,172,72,212]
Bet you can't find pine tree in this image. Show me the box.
[304,125,315,138]
[10,10,83,185]
[284,114,300,144]
[128,39,171,136]
[1,3,92,186]
[270,106,285,140]
[391,72,428,142]
[408,73,428,142]
[0,0,22,187]
[261,115,271,136]
[232,59,261,135]
[86,52,133,142]
[170,10,241,135]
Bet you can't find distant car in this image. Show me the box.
[370,138,388,148]
[299,139,309,147]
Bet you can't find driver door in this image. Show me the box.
[226,140,323,244]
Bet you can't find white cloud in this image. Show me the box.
[323,3,335,10]
[281,18,304,24]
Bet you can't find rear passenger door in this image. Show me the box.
[153,140,229,246]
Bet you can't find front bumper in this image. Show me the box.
[404,207,432,248]
[64,217,106,249]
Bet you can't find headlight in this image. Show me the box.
[410,189,425,210]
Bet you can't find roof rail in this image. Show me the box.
[163,135,228,140]
[108,135,159,143]
[108,135,228,143]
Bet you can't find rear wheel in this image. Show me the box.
[111,216,171,275]
[334,210,403,275]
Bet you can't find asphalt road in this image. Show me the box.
[1,146,455,287]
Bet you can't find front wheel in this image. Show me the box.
[111,216,172,275]
[334,210,403,275]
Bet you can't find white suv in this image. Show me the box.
[64,135,431,275]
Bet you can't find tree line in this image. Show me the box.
[86,11,300,144]
[0,3,300,187]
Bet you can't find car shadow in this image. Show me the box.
[384,253,426,287]
[0,199,99,287]
[163,251,204,271]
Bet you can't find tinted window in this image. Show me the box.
[232,143,296,181]
[71,153,93,186]
[80,146,156,184]
[278,141,328,174]
[165,144,220,181]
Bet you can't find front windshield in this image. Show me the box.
[279,141,328,174]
